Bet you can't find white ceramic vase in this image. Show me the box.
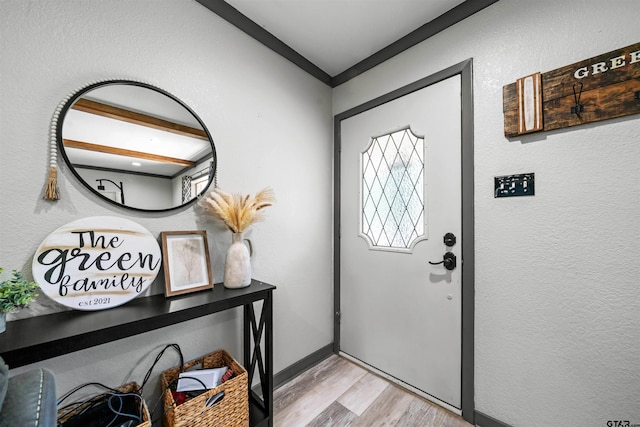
[224,232,252,288]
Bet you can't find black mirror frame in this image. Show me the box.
[55,79,217,213]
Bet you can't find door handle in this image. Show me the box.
[429,252,457,270]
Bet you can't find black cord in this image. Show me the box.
[57,382,121,406]
[140,343,184,392]
[57,382,124,422]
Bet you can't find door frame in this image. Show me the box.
[333,58,475,423]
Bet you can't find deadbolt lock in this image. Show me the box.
[444,232,456,246]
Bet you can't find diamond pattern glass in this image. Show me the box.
[361,128,425,250]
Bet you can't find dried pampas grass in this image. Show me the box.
[200,187,275,233]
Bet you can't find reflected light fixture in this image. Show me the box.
[96,179,125,204]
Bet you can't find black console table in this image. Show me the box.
[0,279,275,427]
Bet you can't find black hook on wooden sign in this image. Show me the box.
[571,82,584,115]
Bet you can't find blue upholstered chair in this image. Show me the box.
[0,357,57,427]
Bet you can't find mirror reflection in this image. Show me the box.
[58,81,216,211]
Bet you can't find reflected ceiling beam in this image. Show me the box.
[72,99,209,140]
[63,139,195,167]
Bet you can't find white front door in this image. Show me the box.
[339,75,462,409]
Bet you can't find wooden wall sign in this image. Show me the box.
[32,216,161,310]
[504,42,640,137]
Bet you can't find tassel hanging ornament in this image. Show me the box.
[44,167,59,200]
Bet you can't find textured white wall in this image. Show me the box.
[334,1,640,426]
[0,0,333,412]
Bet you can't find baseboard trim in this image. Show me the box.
[474,411,514,427]
[273,343,334,390]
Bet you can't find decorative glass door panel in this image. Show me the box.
[361,127,425,252]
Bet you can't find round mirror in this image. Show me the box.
[57,80,216,212]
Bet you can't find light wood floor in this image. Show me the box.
[273,354,473,427]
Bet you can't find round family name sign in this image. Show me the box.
[32,216,161,310]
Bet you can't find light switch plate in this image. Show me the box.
[494,173,535,198]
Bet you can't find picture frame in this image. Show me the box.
[160,230,214,297]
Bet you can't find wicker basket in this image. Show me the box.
[160,349,249,427]
[57,381,151,427]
